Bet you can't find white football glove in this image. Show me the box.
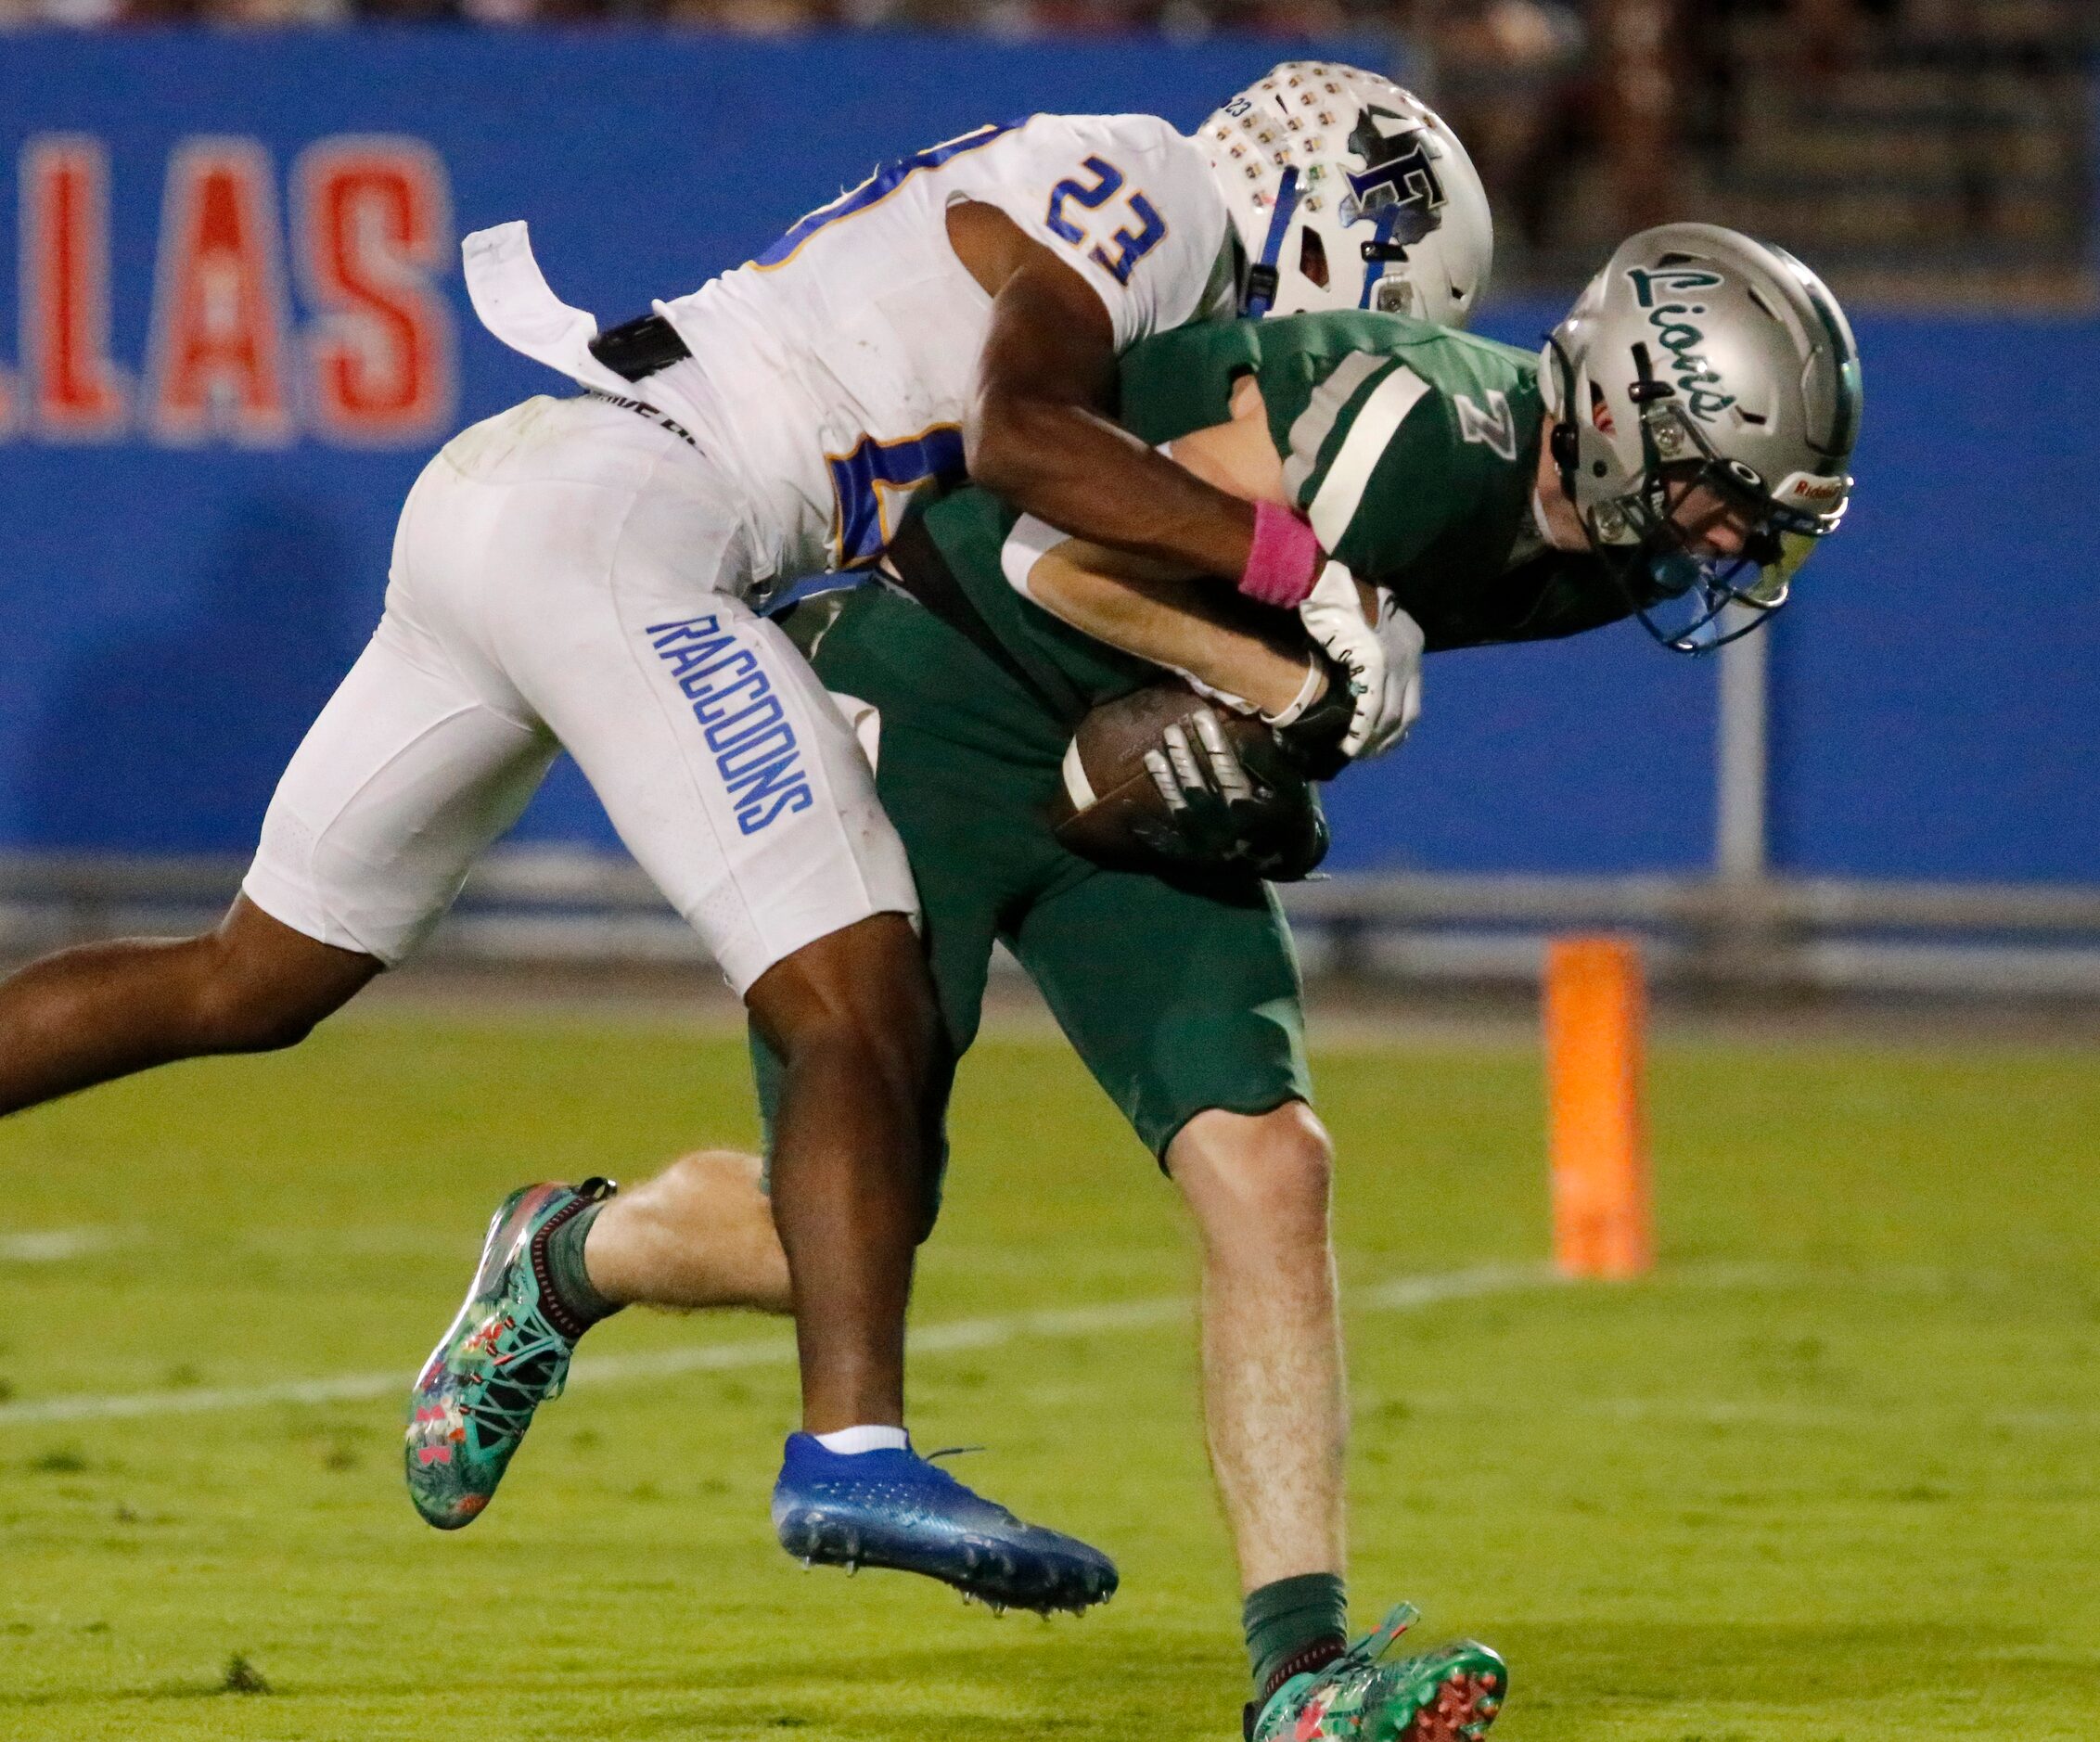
[1364,590,1424,757]
[1296,562,1424,759]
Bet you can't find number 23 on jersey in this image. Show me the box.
[818,147,1169,563]
[1044,157,1167,286]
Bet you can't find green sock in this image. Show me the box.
[1243,1571,1349,1705]
[538,1198,619,1336]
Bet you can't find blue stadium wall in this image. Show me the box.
[0,32,2092,883]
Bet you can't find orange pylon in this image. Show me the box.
[1543,936,1653,1280]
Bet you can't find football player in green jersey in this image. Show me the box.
[1007,221,1859,780]
[416,224,1860,1742]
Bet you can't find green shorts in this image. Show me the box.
[754,583,1312,1208]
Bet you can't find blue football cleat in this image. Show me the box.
[771,1433,1119,1615]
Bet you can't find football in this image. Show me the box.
[1046,678,1278,868]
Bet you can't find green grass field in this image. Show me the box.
[3,1005,2098,1741]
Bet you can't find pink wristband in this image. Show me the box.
[1239,501,1321,608]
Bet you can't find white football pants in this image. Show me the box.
[243,393,916,995]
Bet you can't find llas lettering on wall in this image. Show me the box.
[6,133,455,447]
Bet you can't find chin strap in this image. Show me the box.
[1543,332,1584,508]
[1242,166,1301,318]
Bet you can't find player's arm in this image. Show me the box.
[1025,538,1319,719]
[949,202,1261,580]
[1018,378,1301,707]
[1011,396,1419,765]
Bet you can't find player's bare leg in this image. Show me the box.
[0,896,379,1116]
[748,914,1118,1609]
[1171,1102,1505,1739]
[1168,1102,1348,1593]
[583,1149,791,1313]
[741,911,942,1434]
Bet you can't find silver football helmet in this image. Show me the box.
[1198,61,1492,327]
[1543,222,1863,651]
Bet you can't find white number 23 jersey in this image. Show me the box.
[466,112,1236,588]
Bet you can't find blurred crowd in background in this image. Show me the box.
[0,0,2087,301]
[0,0,2049,63]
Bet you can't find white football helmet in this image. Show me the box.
[1198,61,1493,327]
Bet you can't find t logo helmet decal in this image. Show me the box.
[1343,109,1447,255]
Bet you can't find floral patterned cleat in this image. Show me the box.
[403,1178,616,1530]
[1247,1604,1507,1742]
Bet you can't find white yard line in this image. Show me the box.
[6,1259,2082,1437]
[0,1229,116,1263]
[0,1263,1550,1430]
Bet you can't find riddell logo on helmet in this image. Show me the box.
[1625,264,1736,426]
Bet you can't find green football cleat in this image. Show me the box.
[403,1178,616,1530]
[1248,1605,1506,1742]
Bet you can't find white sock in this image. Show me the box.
[813,1425,910,1455]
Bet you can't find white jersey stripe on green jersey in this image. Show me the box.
[1281,351,1385,502]
[1309,364,1434,550]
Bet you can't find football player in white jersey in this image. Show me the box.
[0,64,1486,1615]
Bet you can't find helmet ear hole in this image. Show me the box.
[1298,228,1329,290]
